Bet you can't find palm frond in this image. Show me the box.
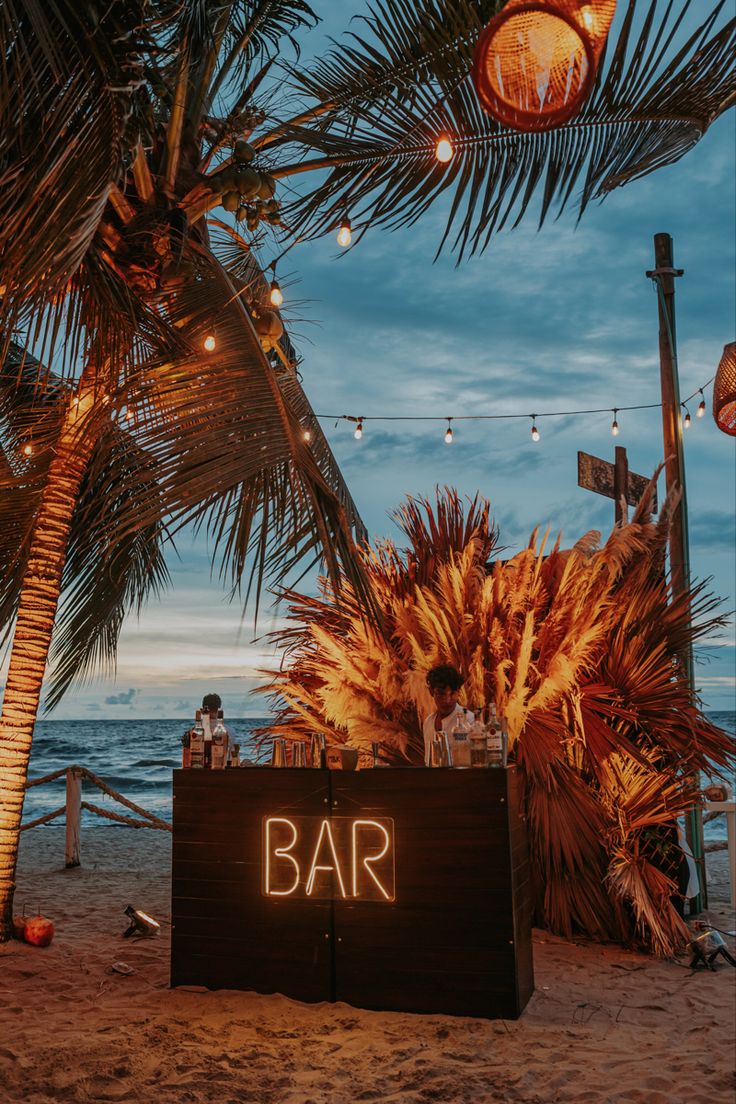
[280,0,735,259]
[44,423,171,711]
[0,1,149,327]
[255,487,735,953]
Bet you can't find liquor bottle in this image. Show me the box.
[203,710,214,769]
[486,702,504,767]
[469,710,487,768]
[450,710,472,768]
[190,709,205,768]
[180,727,191,769]
[211,709,229,770]
[228,743,240,768]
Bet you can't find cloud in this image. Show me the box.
[104,688,138,706]
[689,509,736,552]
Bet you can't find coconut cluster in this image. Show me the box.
[208,138,279,229]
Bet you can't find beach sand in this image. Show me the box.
[1,827,734,1104]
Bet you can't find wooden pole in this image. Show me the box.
[613,446,629,525]
[65,767,81,868]
[647,232,705,910]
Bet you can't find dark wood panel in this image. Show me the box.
[171,766,534,1018]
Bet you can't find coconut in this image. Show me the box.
[257,173,277,200]
[212,166,238,193]
[222,191,240,213]
[236,167,261,200]
[234,138,256,162]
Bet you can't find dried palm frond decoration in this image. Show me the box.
[713,341,736,436]
[257,487,734,955]
[473,0,618,130]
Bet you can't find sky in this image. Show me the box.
[19,3,736,720]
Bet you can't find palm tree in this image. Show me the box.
[0,0,732,940]
[256,487,735,954]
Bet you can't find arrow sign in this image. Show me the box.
[578,448,656,523]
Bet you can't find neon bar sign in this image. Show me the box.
[263,816,395,901]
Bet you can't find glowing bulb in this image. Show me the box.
[444,421,453,444]
[337,218,352,248]
[531,421,540,442]
[23,443,33,457]
[611,411,619,436]
[683,409,691,429]
[435,136,453,163]
[354,419,363,440]
[581,6,595,31]
[203,333,216,352]
[125,408,134,422]
[302,427,312,442]
[697,393,706,418]
[269,279,283,308]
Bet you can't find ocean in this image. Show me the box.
[22,712,736,839]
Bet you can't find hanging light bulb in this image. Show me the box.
[337,217,352,248]
[435,135,454,163]
[697,389,706,418]
[683,406,692,429]
[444,418,453,444]
[269,278,283,308]
[531,416,540,442]
[354,418,363,440]
[203,332,216,352]
[125,408,134,422]
[22,443,33,457]
[302,426,312,443]
[611,409,619,436]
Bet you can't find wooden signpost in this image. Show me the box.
[577,446,655,524]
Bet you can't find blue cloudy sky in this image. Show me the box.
[37,4,736,719]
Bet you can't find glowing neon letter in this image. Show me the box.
[264,817,300,896]
[351,819,391,899]
[305,819,347,898]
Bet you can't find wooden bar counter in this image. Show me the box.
[171,766,534,1019]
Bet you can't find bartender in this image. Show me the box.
[422,664,473,765]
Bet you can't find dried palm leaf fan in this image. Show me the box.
[472,1,617,131]
[713,341,736,436]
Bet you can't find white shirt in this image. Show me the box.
[422,704,473,765]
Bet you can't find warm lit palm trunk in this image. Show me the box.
[0,370,99,939]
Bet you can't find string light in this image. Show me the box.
[269,278,283,308]
[337,217,352,248]
[531,416,540,442]
[302,426,312,442]
[697,389,706,418]
[611,409,619,436]
[682,406,692,429]
[22,443,33,457]
[125,408,134,422]
[203,332,217,352]
[444,418,453,444]
[435,136,454,163]
[354,418,363,440]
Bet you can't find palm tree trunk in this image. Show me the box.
[0,364,100,940]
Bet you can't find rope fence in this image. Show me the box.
[22,764,172,868]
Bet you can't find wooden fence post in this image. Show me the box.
[65,767,82,868]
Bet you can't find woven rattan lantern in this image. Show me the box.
[472,1,617,131]
[713,341,736,436]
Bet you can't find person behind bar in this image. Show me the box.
[202,692,222,713]
[422,665,473,766]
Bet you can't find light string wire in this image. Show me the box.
[315,377,716,427]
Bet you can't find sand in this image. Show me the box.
[1,827,734,1104]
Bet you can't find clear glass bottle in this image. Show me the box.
[486,702,505,768]
[450,710,472,768]
[211,709,229,769]
[469,710,487,767]
[190,709,205,768]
